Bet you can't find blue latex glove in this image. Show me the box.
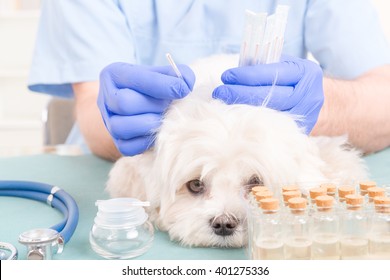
[212,56,324,134]
[98,62,195,156]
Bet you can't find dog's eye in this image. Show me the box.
[186,179,205,195]
[247,175,264,186]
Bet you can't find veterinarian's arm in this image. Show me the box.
[312,64,390,153]
[73,81,122,161]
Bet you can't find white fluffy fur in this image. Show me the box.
[106,55,368,247]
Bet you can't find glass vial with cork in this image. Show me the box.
[247,186,269,258]
[359,181,376,197]
[254,190,274,204]
[368,196,390,259]
[311,195,340,259]
[249,186,269,206]
[366,187,386,210]
[308,187,327,215]
[320,183,337,199]
[253,198,284,260]
[340,194,369,259]
[282,190,301,208]
[284,197,312,260]
[337,186,355,211]
[282,185,300,193]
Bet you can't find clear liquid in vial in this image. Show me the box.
[255,238,284,260]
[284,237,312,260]
[369,233,390,259]
[311,233,340,260]
[340,236,368,259]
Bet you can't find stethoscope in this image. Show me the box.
[0,180,79,260]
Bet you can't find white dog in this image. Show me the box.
[106,55,368,247]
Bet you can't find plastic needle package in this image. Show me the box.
[238,5,289,67]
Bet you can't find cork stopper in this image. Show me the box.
[373,196,390,205]
[345,194,364,206]
[260,198,279,211]
[315,195,334,208]
[373,196,390,213]
[320,183,337,194]
[288,197,307,209]
[359,181,376,191]
[282,191,301,203]
[255,191,273,201]
[367,187,385,198]
[251,186,269,195]
[309,187,327,199]
[338,186,355,199]
[282,185,299,193]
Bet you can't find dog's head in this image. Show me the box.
[132,92,326,247]
[107,55,329,248]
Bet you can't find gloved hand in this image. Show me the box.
[98,62,195,156]
[212,56,324,134]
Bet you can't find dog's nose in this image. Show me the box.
[210,214,238,236]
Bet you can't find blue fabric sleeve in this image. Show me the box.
[305,0,390,79]
[28,0,136,98]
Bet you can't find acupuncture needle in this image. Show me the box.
[165,53,183,79]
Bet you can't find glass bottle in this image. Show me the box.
[282,190,301,207]
[247,186,269,258]
[248,205,261,259]
[89,198,154,259]
[252,186,269,194]
[311,195,340,259]
[359,181,376,197]
[253,198,284,260]
[366,187,385,210]
[249,186,269,206]
[320,183,337,199]
[337,186,355,212]
[282,185,300,193]
[247,185,269,259]
[284,197,312,260]
[254,190,273,205]
[368,196,390,259]
[308,187,327,215]
[340,194,369,259]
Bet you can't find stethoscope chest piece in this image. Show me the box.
[18,228,64,260]
[0,242,18,260]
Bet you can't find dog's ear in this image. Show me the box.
[105,151,155,201]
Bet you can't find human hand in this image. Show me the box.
[212,56,324,134]
[98,63,195,156]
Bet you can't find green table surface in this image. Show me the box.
[0,148,389,260]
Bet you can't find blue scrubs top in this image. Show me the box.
[28,0,390,98]
[27,0,390,150]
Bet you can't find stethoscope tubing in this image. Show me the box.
[0,180,79,243]
[0,190,68,232]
